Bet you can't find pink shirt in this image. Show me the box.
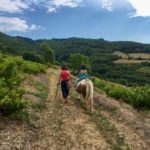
[60,70,70,81]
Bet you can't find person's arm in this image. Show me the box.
[69,72,76,79]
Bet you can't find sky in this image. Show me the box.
[0,0,150,43]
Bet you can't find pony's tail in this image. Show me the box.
[86,80,94,112]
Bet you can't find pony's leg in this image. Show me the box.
[87,81,94,112]
[90,86,94,112]
[90,98,93,112]
[85,100,90,111]
[86,99,93,112]
[77,94,81,100]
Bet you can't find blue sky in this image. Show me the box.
[0,0,150,43]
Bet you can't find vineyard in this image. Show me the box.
[0,53,150,149]
[0,53,47,115]
[1,52,150,116]
[92,77,150,109]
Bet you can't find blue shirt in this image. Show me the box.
[78,73,89,79]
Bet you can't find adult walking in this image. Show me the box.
[57,65,76,102]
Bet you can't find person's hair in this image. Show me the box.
[61,65,68,70]
[80,64,86,70]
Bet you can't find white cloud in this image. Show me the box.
[0,0,29,13]
[49,0,82,8]
[30,24,45,30]
[0,17,28,32]
[47,0,82,13]
[45,0,117,13]
[83,0,150,17]
[1,0,150,17]
[47,7,57,13]
[0,0,83,13]
[0,17,44,32]
[78,0,128,12]
[93,0,150,17]
[0,0,117,14]
[0,0,47,13]
[101,0,113,12]
[127,0,150,17]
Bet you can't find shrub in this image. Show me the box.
[0,53,48,115]
[22,61,47,74]
[0,56,27,114]
[23,52,44,63]
[93,77,150,109]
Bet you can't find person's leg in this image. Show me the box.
[61,81,68,102]
[61,81,67,99]
[64,81,69,102]
[66,86,69,98]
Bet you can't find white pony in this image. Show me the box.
[76,79,94,112]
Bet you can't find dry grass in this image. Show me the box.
[113,51,150,63]
[129,53,150,59]
[113,51,128,59]
[114,59,150,64]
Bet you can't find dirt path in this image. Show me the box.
[29,68,110,150]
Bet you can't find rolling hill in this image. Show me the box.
[0,32,150,86]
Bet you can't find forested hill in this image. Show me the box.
[0,32,38,54]
[1,32,150,86]
[1,32,150,56]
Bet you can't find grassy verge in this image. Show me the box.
[90,105,130,150]
[30,77,49,111]
[10,110,30,124]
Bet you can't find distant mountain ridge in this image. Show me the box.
[0,32,150,56]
